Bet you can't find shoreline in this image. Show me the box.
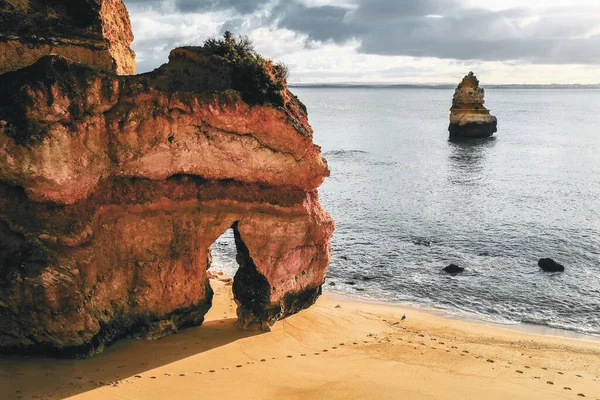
[324,290,600,344]
[1,279,599,399]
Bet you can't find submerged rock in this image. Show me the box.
[0,9,334,356]
[449,72,497,139]
[538,258,565,272]
[443,264,465,274]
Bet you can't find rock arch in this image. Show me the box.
[0,1,334,356]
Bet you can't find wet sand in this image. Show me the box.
[1,278,599,400]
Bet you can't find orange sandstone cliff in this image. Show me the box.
[449,72,497,139]
[0,0,136,75]
[0,4,334,357]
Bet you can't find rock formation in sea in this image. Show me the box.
[0,0,136,75]
[538,258,565,272]
[443,264,465,274]
[0,4,334,357]
[448,72,497,139]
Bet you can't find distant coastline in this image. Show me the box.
[290,83,600,89]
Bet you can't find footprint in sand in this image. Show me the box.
[323,350,328,352]
[576,374,583,378]
[179,374,186,377]
[487,360,495,363]
[164,373,171,376]
[287,355,293,358]
[577,394,585,397]
[134,375,142,379]
[150,376,157,379]
[315,353,320,355]
[564,387,572,391]
[547,381,554,385]
[260,359,266,362]
[301,354,307,357]
[209,370,216,373]
[236,365,243,368]
[558,372,564,375]
[516,370,524,374]
[195,372,202,375]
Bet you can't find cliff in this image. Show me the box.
[448,72,497,139]
[0,0,136,75]
[0,11,334,357]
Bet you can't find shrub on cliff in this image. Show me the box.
[202,32,288,107]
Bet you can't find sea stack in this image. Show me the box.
[0,1,334,357]
[448,72,497,139]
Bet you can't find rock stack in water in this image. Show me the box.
[0,1,334,357]
[449,72,497,139]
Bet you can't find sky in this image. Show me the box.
[123,0,600,84]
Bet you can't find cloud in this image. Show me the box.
[270,0,600,64]
[125,0,269,14]
[121,0,600,82]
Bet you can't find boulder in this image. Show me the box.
[443,264,465,274]
[538,258,565,272]
[0,30,334,356]
[449,72,497,139]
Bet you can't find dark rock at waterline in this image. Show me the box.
[443,264,465,274]
[329,282,336,286]
[538,258,565,272]
[345,281,357,286]
[449,121,497,139]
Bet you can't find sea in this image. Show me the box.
[212,87,600,337]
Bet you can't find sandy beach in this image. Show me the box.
[1,278,599,400]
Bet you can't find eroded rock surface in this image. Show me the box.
[0,27,334,356]
[0,0,136,75]
[449,72,497,139]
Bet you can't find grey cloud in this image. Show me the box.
[123,0,600,70]
[124,0,268,14]
[273,3,364,43]
[270,0,600,64]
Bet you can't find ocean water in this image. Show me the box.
[213,87,600,336]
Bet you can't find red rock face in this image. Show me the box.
[0,11,334,356]
[0,0,136,75]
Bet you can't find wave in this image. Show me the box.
[323,149,369,157]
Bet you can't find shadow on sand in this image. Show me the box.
[0,316,262,399]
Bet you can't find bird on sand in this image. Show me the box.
[401,314,406,321]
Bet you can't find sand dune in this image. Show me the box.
[1,279,599,400]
